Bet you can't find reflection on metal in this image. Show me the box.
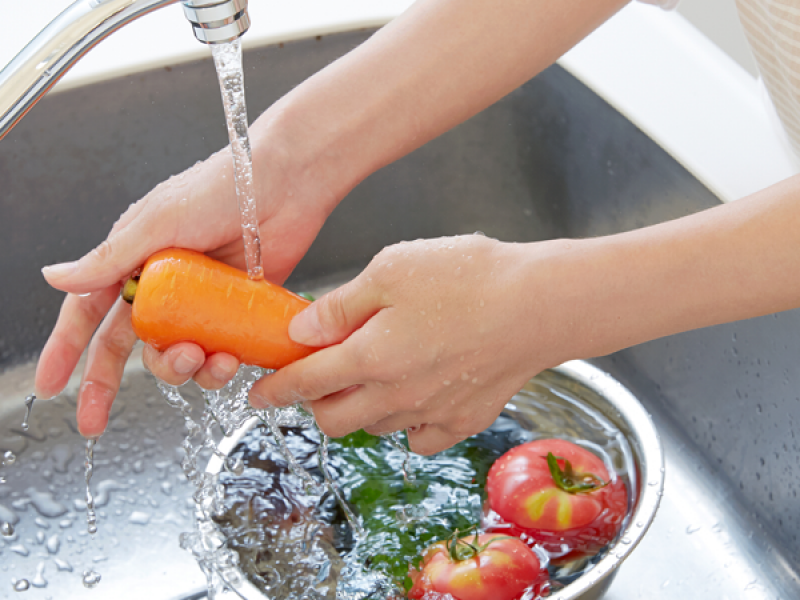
[0,0,250,140]
[1,30,798,599]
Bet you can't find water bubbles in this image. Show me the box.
[12,579,30,592]
[3,451,16,466]
[82,569,101,588]
[1,521,15,537]
[395,504,429,525]
[224,457,244,476]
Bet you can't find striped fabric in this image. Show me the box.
[638,0,800,160]
[735,0,800,158]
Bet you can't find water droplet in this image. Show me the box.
[13,579,30,592]
[82,570,101,588]
[128,511,151,525]
[31,562,47,588]
[54,558,73,572]
[1,521,15,537]
[20,395,36,431]
[26,488,68,518]
[3,451,16,466]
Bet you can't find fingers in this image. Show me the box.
[141,344,239,390]
[406,424,466,456]
[362,413,423,437]
[289,276,385,347]
[249,343,367,409]
[76,298,139,438]
[35,286,121,400]
[141,343,204,386]
[307,384,412,438]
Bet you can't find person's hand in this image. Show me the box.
[35,120,344,438]
[33,0,632,440]
[248,234,574,455]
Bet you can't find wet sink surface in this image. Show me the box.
[1,28,799,599]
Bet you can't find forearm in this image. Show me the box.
[253,0,628,200]
[524,175,800,361]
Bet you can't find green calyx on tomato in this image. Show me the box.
[445,529,514,562]
[546,452,608,494]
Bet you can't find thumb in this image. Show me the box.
[289,277,385,347]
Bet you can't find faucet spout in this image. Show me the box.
[0,0,250,141]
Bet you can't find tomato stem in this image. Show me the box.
[546,452,608,494]
[445,529,516,562]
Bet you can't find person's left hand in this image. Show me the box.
[248,234,568,455]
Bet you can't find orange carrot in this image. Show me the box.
[122,248,315,370]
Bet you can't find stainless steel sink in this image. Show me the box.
[1,28,798,599]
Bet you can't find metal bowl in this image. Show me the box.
[203,360,664,600]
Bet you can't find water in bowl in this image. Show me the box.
[211,373,636,599]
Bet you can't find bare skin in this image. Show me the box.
[36,0,628,440]
[36,0,800,454]
[248,176,800,454]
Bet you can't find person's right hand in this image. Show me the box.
[34,117,345,439]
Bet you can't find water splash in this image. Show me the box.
[21,394,35,431]
[384,433,416,483]
[84,439,97,536]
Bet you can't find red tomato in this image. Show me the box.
[485,438,627,563]
[408,533,547,600]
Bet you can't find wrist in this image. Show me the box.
[249,99,360,217]
[500,236,646,367]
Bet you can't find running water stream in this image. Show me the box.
[211,39,263,282]
[166,39,380,598]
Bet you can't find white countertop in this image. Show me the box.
[2,1,796,202]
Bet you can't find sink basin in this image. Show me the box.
[1,28,798,599]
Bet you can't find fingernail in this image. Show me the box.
[42,261,78,279]
[289,304,322,345]
[173,352,200,374]
[210,363,234,382]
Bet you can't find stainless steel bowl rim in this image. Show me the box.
[202,360,665,600]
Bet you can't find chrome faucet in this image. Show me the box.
[0,0,250,140]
